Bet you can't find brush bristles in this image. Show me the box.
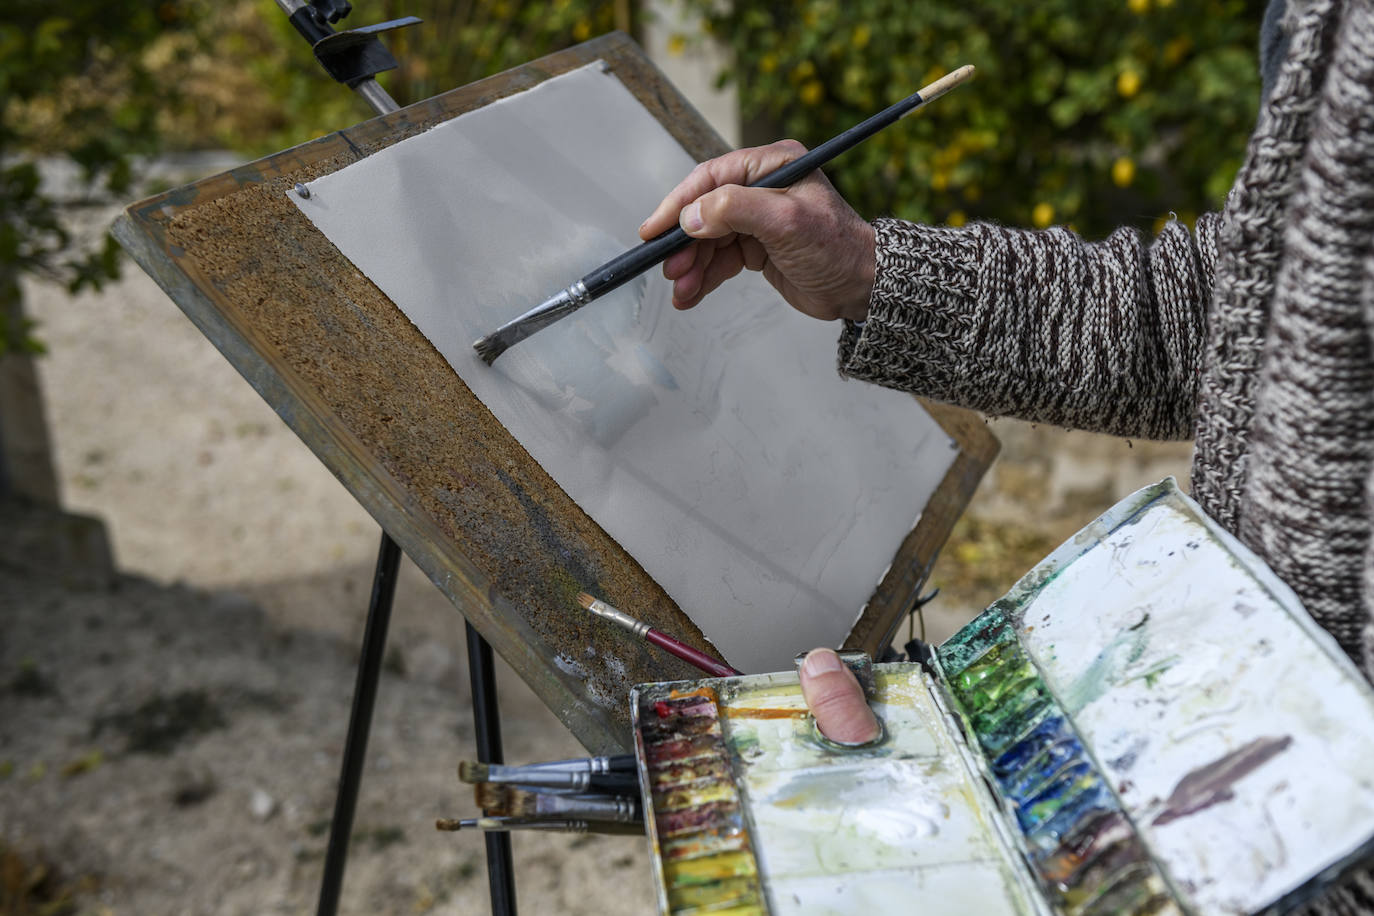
[576,592,597,610]
[474,782,510,813]
[457,760,488,784]
[471,334,507,365]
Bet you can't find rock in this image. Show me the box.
[249,788,277,822]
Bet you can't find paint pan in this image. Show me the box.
[632,478,1374,915]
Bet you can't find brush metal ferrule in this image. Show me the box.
[585,597,651,638]
[543,794,640,824]
[474,280,592,361]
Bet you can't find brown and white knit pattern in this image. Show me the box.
[1237,0,1374,666]
[840,216,1217,441]
[1191,0,1341,533]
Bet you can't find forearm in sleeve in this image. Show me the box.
[839,215,1220,440]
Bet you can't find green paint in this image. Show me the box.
[938,607,1011,676]
[1062,625,1150,715]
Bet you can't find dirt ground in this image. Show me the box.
[0,185,1191,914]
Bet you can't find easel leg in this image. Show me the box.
[316,531,401,916]
[466,620,518,914]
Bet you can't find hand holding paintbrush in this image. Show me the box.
[472,65,974,362]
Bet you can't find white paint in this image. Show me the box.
[1016,480,1374,914]
[290,64,954,672]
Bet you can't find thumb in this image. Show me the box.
[799,649,881,746]
[680,184,800,246]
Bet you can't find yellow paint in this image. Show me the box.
[668,850,759,887]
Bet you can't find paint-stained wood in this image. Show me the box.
[113,33,995,752]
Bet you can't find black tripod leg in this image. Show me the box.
[466,621,518,915]
[316,531,402,916]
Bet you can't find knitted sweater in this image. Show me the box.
[838,5,1374,909]
[840,0,1374,684]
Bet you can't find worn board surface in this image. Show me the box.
[113,33,997,752]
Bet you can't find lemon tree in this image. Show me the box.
[677,0,1264,238]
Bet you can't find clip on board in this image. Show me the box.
[113,33,997,752]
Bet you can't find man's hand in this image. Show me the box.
[799,648,881,745]
[638,140,876,322]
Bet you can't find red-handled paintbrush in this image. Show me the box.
[576,593,742,678]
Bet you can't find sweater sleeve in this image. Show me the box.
[838,215,1221,441]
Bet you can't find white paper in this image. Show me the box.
[291,63,955,672]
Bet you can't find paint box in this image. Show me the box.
[631,479,1374,915]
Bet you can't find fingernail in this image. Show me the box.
[802,649,845,678]
[683,202,703,232]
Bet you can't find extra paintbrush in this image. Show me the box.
[475,784,642,823]
[520,753,636,774]
[577,592,742,678]
[437,816,644,835]
[459,759,639,794]
[471,65,976,363]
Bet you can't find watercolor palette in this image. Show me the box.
[631,479,1374,915]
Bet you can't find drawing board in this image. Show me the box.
[113,34,997,751]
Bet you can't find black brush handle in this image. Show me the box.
[577,85,932,302]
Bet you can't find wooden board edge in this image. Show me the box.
[111,213,630,752]
[844,401,998,657]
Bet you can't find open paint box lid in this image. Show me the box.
[630,478,1374,915]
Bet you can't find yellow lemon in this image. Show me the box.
[852,24,871,49]
[1117,69,1142,98]
[1032,202,1055,228]
[947,210,967,227]
[760,53,778,74]
[1128,0,1150,13]
[666,33,686,56]
[800,80,824,106]
[1112,156,1136,188]
[573,19,592,41]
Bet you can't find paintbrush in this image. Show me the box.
[458,759,639,794]
[474,784,642,823]
[577,592,742,678]
[520,753,636,774]
[437,816,644,835]
[471,65,976,363]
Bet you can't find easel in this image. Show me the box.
[113,15,998,916]
[270,3,516,913]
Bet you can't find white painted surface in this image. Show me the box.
[291,63,953,672]
[1018,482,1374,914]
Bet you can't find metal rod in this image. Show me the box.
[316,531,401,916]
[467,620,518,915]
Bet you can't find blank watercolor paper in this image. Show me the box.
[291,63,954,672]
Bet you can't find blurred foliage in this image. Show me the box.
[0,0,200,355]
[675,0,1265,237]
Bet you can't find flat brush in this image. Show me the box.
[436,816,643,835]
[471,65,975,363]
[577,592,741,678]
[475,784,641,823]
[459,759,639,794]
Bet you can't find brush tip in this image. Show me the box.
[505,788,539,818]
[576,592,597,610]
[474,781,509,814]
[471,334,505,365]
[458,760,488,783]
[435,818,464,832]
